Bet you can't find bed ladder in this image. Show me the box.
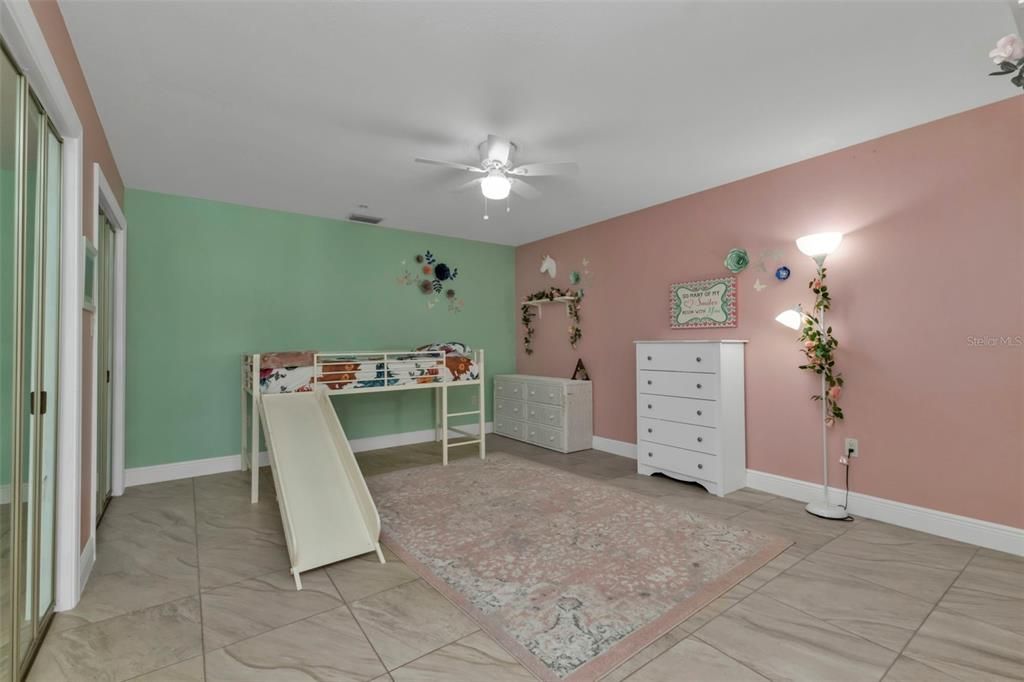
[435,352,487,466]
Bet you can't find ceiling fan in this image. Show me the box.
[415,135,578,216]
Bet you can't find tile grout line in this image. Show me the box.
[192,476,208,682]
[800,534,976,604]
[876,545,981,680]
[324,563,393,677]
[624,632,770,682]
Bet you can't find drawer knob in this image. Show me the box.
[647,380,652,385]
[647,452,653,458]
[697,436,703,443]
[697,410,703,416]
[696,356,702,362]
[548,415,555,420]
[697,463,703,470]
[647,428,653,433]
[696,383,703,389]
[647,355,652,361]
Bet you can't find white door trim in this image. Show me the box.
[91,164,126,514]
[1,0,87,611]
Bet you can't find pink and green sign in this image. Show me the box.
[670,276,738,328]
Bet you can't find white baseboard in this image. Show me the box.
[746,469,1024,557]
[124,422,494,487]
[78,535,95,595]
[351,422,492,454]
[591,436,637,459]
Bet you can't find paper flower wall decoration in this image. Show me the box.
[724,248,750,274]
[398,249,462,313]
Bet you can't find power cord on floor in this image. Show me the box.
[838,446,855,521]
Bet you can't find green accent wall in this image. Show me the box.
[124,189,516,469]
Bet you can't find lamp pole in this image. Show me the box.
[804,255,846,519]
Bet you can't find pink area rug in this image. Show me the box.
[366,453,789,681]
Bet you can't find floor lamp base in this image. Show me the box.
[805,499,849,520]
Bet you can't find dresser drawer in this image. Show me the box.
[639,417,718,455]
[637,344,718,373]
[638,394,718,427]
[638,370,719,400]
[526,423,563,449]
[495,398,525,420]
[526,382,563,406]
[526,402,563,428]
[495,378,526,401]
[638,441,718,481]
[494,418,525,439]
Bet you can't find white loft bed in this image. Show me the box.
[240,348,487,503]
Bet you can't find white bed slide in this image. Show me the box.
[258,386,384,589]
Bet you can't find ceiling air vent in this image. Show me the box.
[348,213,383,225]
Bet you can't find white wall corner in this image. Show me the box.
[591,436,637,459]
[78,535,96,597]
[746,469,1024,557]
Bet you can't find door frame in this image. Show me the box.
[1,0,85,612]
[89,165,126,542]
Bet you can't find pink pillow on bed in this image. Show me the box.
[259,350,316,369]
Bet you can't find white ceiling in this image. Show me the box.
[60,0,1017,246]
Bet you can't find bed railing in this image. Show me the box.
[313,350,447,388]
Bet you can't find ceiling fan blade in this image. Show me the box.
[451,178,483,193]
[508,162,578,177]
[511,178,541,200]
[414,157,486,173]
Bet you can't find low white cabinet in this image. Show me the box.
[494,375,593,453]
[635,341,747,496]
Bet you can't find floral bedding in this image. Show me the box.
[257,349,479,394]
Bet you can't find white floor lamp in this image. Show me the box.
[776,232,848,520]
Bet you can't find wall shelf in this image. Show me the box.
[522,296,575,318]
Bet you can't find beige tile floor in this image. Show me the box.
[27,435,1024,681]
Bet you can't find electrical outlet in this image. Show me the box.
[845,437,859,458]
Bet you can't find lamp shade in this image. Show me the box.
[795,232,843,259]
[775,308,804,330]
[481,171,511,200]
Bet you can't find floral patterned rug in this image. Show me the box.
[366,453,789,681]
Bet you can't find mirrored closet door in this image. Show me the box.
[1,42,62,682]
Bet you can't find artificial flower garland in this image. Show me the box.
[521,287,583,355]
[797,266,845,426]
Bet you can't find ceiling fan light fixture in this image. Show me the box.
[481,171,511,200]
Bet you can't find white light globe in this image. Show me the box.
[795,232,843,259]
[481,171,511,200]
[775,308,804,330]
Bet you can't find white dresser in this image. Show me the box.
[634,341,747,496]
[494,375,593,453]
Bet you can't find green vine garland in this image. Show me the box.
[521,287,583,355]
[797,266,844,426]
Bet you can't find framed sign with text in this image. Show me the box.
[670,276,738,328]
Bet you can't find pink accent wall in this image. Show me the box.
[30,0,125,550]
[516,97,1023,529]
